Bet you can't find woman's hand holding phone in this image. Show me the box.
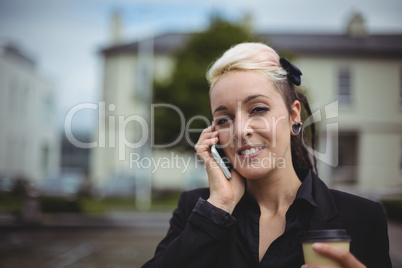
[195,125,245,214]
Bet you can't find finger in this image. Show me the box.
[199,125,215,138]
[196,129,218,146]
[195,134,219,164]
[195,133,218,153]
[195,131,217,148]
[312,243,366,268]
[195,141,218,162]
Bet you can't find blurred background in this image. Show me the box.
[1,0,402,267]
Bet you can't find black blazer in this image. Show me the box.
[143,171,391,268]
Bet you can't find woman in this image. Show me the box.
[143,43,391,268]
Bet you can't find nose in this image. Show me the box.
[233,113,253,145]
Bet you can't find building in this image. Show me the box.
[91,13,402,198]
[90,31,203,191]
[0,44,60,185]
[265,14,402,198]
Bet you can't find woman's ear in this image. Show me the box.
[290,100,302,124]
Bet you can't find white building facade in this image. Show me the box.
[0,44,60,184]
[91,16,402,198]
[90,33,206,191]
[293,55,402,198]
[263,16,402,197]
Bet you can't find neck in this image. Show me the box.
[246,167,301,216]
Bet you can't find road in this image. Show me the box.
[0,212,401,268]
[0,212,170,268]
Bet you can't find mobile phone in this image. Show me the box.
[211,144,232,179]
[210,121,231,179]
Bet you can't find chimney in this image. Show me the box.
[111,11,122,44]
[347,11,367,38]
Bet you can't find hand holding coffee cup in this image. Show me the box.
[302,229,351,267]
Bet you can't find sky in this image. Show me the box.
[0,0,401,133]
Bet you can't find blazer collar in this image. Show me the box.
[238,168,340,223]
[309,170,339,226]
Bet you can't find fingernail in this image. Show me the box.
[312,243,323,250]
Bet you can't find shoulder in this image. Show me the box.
[327,190,391,266]
[329,189,383,217]
[311,171,381,214]
[329,189,379,208]
[320,184,386,231]
[310,171,385,226]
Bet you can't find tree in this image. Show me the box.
[153,15,260,150]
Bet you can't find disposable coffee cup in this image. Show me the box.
[302,229,351,266]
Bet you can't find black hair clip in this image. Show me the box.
[280,58,302,86]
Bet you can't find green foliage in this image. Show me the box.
[153,15,260,150]
[39,196,179,214]
[80,197,136,213]
[0,193,23,214]
[40,196,82,213]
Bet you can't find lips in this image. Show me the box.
[237,145,267,156]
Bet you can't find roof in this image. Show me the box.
[0,43,36,68]
[101,32,402,58]
[261,33,402,57]
[101,33,190,56]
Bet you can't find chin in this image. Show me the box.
[235,165,274,181]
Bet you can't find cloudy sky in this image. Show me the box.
[0,0,401,132]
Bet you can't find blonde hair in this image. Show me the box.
[206,42,287,89]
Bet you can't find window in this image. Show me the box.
[332,132,358,184]
[22,81,29,115]
[42,93,54,124]
[42,144,50,174]
[400,67,402,106]
[9,76,18,114]
[338,67,352,104]
[400,139,402,179]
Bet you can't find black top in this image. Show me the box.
[143,169,392,268]
[230,169,316,267]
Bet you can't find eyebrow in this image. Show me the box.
[213,94,271,114]
[243,94,271,104]
[213,105,228,114]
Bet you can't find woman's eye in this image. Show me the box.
[251,105,270,114]
[216,116,232,126]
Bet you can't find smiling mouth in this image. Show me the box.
[238,145,267,156]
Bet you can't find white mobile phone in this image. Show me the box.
[211,144,232,179]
